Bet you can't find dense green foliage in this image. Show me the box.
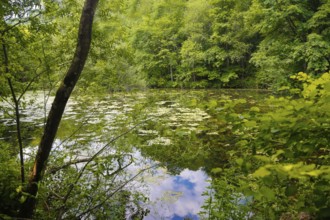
[128,0,330,89]
[198,72,330,219]
[1,0,330,92]
[1,0,330,219]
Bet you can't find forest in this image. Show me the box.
[0,0,329,219]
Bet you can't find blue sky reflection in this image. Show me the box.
[143,168,210,220]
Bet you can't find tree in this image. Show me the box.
[79,0,146,92]
[130,0,186,87]
[1,1,52,216]
[247,0,330,88]
[18,0,99,217]
[1,0,45,186]
[1,1,149,218]
[207,0,257,87]
[178,0,212,88]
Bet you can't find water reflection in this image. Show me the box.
[142,168,209,219]
[1,90,267,219]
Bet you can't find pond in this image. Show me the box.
[0,89,269,219]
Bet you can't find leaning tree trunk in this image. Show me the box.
[18,0,99,218]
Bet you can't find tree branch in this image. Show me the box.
[18,0,99,217]
[7,77,25,183]
[2,40,25,183]
[61,120,148,206]
[1,12,42,35]
[76,165,156,219]
[17,68,45,102]
[46,158,92,175]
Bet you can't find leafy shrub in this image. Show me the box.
[202,72,330,219]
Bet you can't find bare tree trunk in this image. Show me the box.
[8,78,25,183]
[2,42,25,184]
[18,0,99,218]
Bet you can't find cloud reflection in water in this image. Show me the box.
[143,168,210,220]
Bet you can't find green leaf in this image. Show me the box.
[236,140,248,147]
[19,195,27,204]
[250,106,260,112]
[236,158,244,166]
[244,120,257,127]
[211,167,223,174]
[253,167,271,178]
[260,186,275,200]
[208,99,218,109]
[254,155,271,163]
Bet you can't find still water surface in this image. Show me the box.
[0,89,267,219]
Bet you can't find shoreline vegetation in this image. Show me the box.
[1,0,329,219]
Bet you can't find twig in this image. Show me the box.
[61,119,149,205]
[47,158,92,175]
[76,165,156,219]
[1,12,42,35]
